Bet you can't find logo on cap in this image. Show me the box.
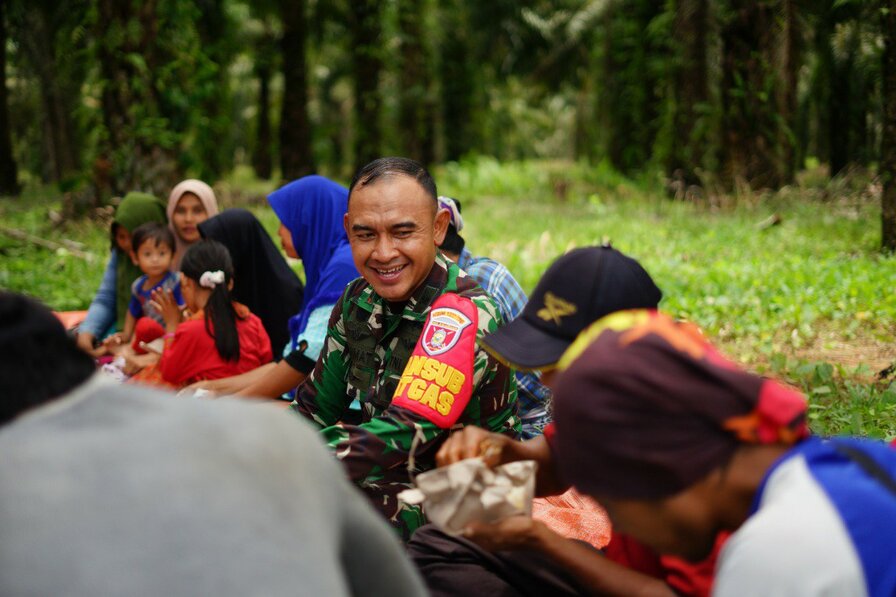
[537,292,577,325]
[422,307,473,356]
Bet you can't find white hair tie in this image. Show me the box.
[199,270,225,289]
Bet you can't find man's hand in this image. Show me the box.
[438,428,567,497]
[150,288,182,333]
[436,426,513,468]
[461,516,549,552]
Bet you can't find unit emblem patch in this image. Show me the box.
[421,307,472,356]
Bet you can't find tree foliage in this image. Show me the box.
[0,0,892,232]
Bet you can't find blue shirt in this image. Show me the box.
[281,303,337,401]
[80,253,118,337]
[458,248,551,438]
[281,304,333,364]
[128,271,185,327]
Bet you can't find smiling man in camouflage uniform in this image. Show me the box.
[290,157,519,540]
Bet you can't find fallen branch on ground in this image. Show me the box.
[0,226,98,262]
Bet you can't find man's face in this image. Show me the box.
[595,480,721,562]
[345,175,448,303]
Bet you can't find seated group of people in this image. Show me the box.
[2,156,895,596]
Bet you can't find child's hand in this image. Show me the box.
[103,332,125,347]
[150,288,183,332]
[123,351,159,375]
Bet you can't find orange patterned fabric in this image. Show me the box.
[532,488,612,549]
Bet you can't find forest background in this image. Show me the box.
[1,0,896,437]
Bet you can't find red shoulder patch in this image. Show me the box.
[391,293,478,428]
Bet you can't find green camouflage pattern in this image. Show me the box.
[291,253,519,540]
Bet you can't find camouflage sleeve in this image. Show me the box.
[319,408,443,484]
[290,299,352,428]
[467,294,520,435]
[319,295,519,485]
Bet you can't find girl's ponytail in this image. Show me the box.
[180,240,240,361]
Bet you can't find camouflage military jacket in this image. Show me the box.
[291,254,519,540]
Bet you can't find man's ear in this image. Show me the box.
[433,207,450,245]
[344,212,351,238]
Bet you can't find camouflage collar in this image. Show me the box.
[352,253,459,323]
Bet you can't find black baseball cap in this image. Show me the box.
[480,245,662,370]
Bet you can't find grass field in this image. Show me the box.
[2,159,894,438]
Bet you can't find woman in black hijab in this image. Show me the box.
[198,208,303,355]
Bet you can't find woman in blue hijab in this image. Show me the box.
[184,176,359,400]
[268,175,359,356]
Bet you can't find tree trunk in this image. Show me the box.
[666,0,709,185]
[829,26,857,176]
[18,5,78,184]
[348,0,382,172]
[397,0,435,166]
[252,26,276,181]
[440,0,474,162]
[95,0,127,161]
[0,0,19,195]
[881,0,896,251]
[776,0,800,181]
[720,0,786,190]
[94,0,180,198]
[600,1,664,175]
[279,0,315,181]
[812,0,834,170]
[194,0,232,181]
[94,0,129,197]
[253,59,273,181]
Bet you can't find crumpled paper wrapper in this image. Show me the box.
[398,459,536,535]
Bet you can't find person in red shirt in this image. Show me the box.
[133,240,272,388]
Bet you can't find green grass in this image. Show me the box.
[2,158,894,438]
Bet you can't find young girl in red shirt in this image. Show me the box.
[133,240,272,388]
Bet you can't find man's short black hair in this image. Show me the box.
[131,222,176,254]
[348,157,437,204]
[0,292,95,425]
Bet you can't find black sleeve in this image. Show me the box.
[284,340,316,375]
